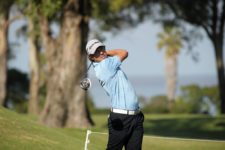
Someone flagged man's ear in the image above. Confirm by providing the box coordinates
[88,55,94,61]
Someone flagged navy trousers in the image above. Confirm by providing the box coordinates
[106,111,144,150]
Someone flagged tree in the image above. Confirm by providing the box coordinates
[16,0,42,114]
[0,1,15,106]
[164,0,225,114]
[16,0,94,127]
[180,85,203,113]
[27,18,40,115]
[157,25,183,108]
[27,3,41,115]
[142,95,169,113]
[35,0,93,128]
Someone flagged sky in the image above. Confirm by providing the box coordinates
[8,19,221,79]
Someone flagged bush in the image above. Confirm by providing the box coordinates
[170,96,192,114]
[142,95,169,114]
[142,84,219,114]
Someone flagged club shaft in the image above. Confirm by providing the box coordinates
[83,62,93,78]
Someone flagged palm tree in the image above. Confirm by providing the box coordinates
[157,25,183,109]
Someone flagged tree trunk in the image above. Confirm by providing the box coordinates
[39,17,65,127]
[28,19,40,114]
[214,42,225,114]
[40,0,93,128]
[64,8,94,128]
[165,54,177,109]
[0,14,8,106]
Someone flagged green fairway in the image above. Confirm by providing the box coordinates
[0,107,225,150]
[88,132,225,150]
[91,113,225,140]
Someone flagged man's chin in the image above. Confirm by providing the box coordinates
[101,55,107,59]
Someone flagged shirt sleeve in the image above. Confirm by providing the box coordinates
[106,56,121,71]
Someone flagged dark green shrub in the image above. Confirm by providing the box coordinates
[142,95,169,114]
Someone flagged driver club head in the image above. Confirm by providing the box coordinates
[80,78,92,90]
[80,61,93,90]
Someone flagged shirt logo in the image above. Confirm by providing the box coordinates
[99,80,105,87]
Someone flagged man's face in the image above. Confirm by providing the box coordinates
[89,46,107,62]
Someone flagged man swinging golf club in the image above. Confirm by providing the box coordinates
[86,39,144,150]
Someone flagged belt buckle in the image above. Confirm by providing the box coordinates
[127,110,131,115]
[126,110,129,115]
[128,110,134,115]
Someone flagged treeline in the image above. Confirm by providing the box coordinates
[142,84,219,115]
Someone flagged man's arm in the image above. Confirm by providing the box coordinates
[106,49,128,62]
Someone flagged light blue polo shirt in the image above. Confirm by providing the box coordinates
[93,56,139,110]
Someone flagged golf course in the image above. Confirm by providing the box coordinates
[1,106,225,150]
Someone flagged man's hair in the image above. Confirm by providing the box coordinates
[88,46,106,62]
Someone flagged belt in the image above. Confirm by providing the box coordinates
[111,108,140,115]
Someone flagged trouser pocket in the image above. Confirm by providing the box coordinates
[108,113,124,131]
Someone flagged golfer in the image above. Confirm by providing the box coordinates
[86,39,144,150]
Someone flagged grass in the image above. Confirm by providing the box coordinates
[91,113,225,140]
[0,107,86,150]
[0,106,225,150]
[144,114,225,140]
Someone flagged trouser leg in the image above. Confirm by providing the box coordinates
[125,112,144,150]
[106,113,126,150]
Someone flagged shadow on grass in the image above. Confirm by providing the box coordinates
[143,116,225,140]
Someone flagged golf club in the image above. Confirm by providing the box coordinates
[80,62,93,90]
